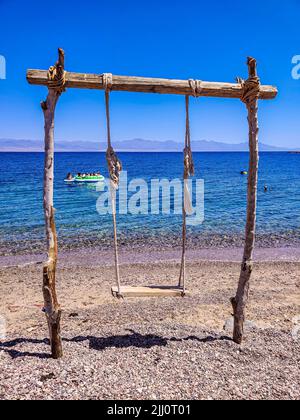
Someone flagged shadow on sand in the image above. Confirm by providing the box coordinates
[0,337,51,359]
[66,329,232,351]
[0,330,232,359]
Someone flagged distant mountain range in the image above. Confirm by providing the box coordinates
[0,138,297,152]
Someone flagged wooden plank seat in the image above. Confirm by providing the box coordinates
[111,285,188,298]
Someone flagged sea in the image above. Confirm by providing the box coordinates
[0,152,299,256]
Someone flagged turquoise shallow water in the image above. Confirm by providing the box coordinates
[0,152,299,255]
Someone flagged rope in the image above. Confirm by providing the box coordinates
[103,75,198,298]
[183,95,195,178]
[189,79,202,98]
[111,185,122,298]
[103,74,123,298]
[179,95,195,294]
[47,65,66,94]
[237,68,260,107]
[179,206,187,295]
[103,74,123,189]
[103,73,113,93]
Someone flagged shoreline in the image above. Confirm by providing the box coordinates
[1,245,299,268]
[1,229,299,262]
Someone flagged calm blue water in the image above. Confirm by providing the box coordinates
[0,152,299,254]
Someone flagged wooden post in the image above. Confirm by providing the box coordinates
[41,49,65,359]
[231,58,260,344]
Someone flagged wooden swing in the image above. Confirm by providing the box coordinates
[103,74,197,298]
[27,49,278,358]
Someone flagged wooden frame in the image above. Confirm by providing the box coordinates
[27,49,278,358]
[27,69,277,99]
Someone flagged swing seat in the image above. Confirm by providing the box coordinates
[111,285,188,298]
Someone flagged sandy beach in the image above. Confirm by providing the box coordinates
[0,248,299,400]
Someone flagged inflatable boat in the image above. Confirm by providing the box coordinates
[64,175,105,183]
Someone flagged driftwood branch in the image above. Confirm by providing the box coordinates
[27,70,277,100]
[231,57,260,344]
[41,48,65,359]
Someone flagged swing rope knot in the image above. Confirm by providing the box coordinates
[102,73,113,92]
[103,73,123,188]
[184,146,195,179]
[106,146,123,188]
[47,52,66,94]
[189,79,202,98]
[184,95,195,179]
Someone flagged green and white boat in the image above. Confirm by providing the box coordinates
[65,175,105,183]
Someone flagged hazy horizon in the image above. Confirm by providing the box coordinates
[0,137,297,152]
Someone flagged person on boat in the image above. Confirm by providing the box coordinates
[66,173,73,181]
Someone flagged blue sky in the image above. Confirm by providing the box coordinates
[0,0,299,148]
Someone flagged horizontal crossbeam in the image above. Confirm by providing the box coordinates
[27,70,277,100]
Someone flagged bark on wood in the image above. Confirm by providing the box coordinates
[41,49,64,359]
[231,58,260,345]
[27,70,277,100]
